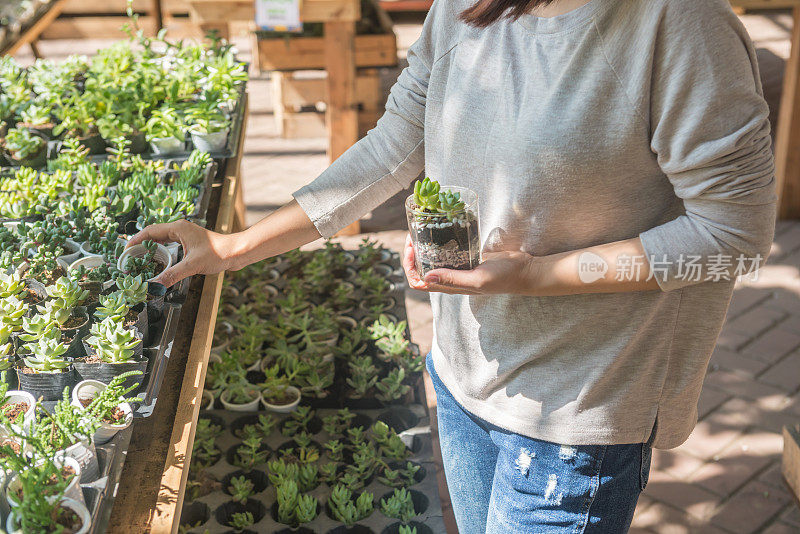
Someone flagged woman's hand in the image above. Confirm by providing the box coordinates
[402,234,662,296]
[126,220,236,287]
[402,235,538,295]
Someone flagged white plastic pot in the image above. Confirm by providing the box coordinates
[78,237,127,259]
[241,283,278,302]
[210,321,234,355]
[150,136,184,155]
[6,456,83,509]
[6,497,90,534]
[60,435,99,483]
[201,390,214,410]
[57,240,81,270]
[117,242,173,281]
[67,256,116,291]
[71,380,133,445]
[260,386,301,414]
[0,391,35,436]
[190,129,229,152]
[219,388,260,412]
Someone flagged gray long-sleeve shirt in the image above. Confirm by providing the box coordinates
[293,0,776,448]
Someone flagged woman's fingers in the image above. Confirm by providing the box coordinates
[402,235,428,290]
[153,256,197,287]
[126,221,186,248]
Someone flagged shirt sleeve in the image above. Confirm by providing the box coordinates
[639,0,777,291]
[292,3,443,237]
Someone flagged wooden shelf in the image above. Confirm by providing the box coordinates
[107,96,248,534]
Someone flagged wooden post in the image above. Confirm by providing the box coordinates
[324,20,361,235]
[776,7,800,218]
[153,0,165,31]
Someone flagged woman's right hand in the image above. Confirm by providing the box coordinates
[126,220,237,287]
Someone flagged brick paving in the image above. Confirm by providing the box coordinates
[16,7,800,533]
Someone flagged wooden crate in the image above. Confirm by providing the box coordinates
[60,0,190,15]
[258,0,396,70]
[274,69,384,137]
[40,15,200,39]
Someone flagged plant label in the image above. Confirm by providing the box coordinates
[255,0,302,32]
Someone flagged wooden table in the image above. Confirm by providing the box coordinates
[0,0,67,56]
[107,96,248,534]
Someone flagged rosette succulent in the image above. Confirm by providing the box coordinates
[85,317,140,363]
[23,337,70,372]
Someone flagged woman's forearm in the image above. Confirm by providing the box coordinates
[527,237,660,296]
[226,199,321,270]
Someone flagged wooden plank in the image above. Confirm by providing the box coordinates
[776,7,800,218]
[277,109,380,138]
[259,33,396,70]
[2,0,68,55]
[187,0,359,24]
[277,69,382,110]
[40,15,201,39]
[783,425,800,502]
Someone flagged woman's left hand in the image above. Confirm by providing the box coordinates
[402,235,538,295]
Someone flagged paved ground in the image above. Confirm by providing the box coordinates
[18,8,800,533]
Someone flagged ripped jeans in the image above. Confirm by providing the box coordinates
[427,355,652,533]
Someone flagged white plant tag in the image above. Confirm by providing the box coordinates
[255,0,302,32]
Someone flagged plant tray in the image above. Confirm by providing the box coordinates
[181,406,446,534]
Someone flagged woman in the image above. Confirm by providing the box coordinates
[131,0,776,531]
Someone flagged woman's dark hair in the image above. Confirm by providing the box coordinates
[460,0,555,27]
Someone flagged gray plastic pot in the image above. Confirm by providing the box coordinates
[16,366,75,401]
[72,359,147,392]
[190,129,228,152]
[150,136,185,155]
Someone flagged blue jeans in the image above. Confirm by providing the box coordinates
[428,355,652,534]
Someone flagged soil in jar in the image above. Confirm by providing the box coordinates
[410,210,480,271]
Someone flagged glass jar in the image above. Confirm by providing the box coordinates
[405,186,480,277]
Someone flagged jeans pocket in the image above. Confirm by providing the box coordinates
[639,443,652,491]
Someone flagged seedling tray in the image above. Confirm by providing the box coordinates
[182,406,445,534]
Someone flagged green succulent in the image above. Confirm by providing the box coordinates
[115,274,148,306]
[45,276,89,310]
[23,337,70,372]
[412,177,440,212]
[85,317,140,363]
[94,291,130,322]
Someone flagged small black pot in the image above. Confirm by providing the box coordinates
[61,307,90,360]
[16,365,76,401]
[125,131,147,154]
[72,359,148,391]
[4,143,46,169]
[78,133,106,155]
[146,282,168,324]
[0,367,19,390]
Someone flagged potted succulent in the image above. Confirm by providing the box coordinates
[6,497,90,534]
[17,336,74,401]
[71,370,142,444]
[328,484,374,526]
[16,103,56,139]
[5,455,83,509]
[30,388,102,482]
[0,377,36,435]
[117,240,172,281]
[260,374,301,414]
[220,379,261,412]
[144,106,186,155]
[2,128,47,168]
[77,316,146,388]
[186,103,230,152]
[405,177,480,276]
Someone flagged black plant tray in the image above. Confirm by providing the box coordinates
[181,406,446,534]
